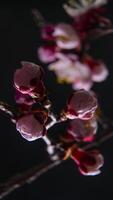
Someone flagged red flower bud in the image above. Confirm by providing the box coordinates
[16,111,47,141]
[66,90,98,120]
[14,61,44,97]
[68,117,97,142]
[71,148,104,176]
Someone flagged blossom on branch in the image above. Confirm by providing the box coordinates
[14,61,46,99]
[66,90,98,120]
[71,148,104,176]
[16,111,47,141]
[67,117,97,142]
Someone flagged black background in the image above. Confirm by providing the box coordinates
[0,0,113,199]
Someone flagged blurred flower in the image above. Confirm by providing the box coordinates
[38,45,58,63]
[53,23,81,49]
[63,0,107,17]
[66,90,98,120]
[73,8,112,40]
[83,55,109,82]
[49,53,92,90]
[48,53,108,90]
[37,0,110,91]
[71,148,104,176]
[67,117,97,142]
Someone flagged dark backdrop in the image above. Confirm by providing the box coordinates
[0,0,113,199]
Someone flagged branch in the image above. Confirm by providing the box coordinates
[31,9,46,28]
[0,129,113,199]
[0,159,62,200]
[83,131,113,150]
[0,101,15,120]
[90,28,113,40]
[46,111,67,130]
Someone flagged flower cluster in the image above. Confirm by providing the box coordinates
[14,61,48,141]
[13,0,110,176]
[37,0,111,90]
[61,89,104,176]
[12,64,104,176]
[0,3,113,199]
[1,1,112,183]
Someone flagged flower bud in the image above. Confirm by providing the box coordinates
[14,61,44,96]
[66,90,98,120]
[71,148,104,176]
[68,117,97,142]
[16,112,47,141]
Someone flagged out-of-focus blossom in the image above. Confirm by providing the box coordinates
[71,148,104,176]
[16,111,47,141]
[53,23,81,49]
[14,61,45,99]
[66,90,98,120]
[38,45,58,63]
[41,24,55,40]
[63,0,107,17]
[83,55,109,82]
[37,1,110,91]
[67,117,97,142]
[41,23,81,50]
[73,8,112,40]
[48,53,108,90]
[49,53,91,89]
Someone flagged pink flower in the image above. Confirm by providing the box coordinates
[38,45,58,63]
[53,23,80,49]
[72,78,93,91]
[72,8,112,40]
[48,52,108,89]
[83,55,109,82]
[14,61,45,99]
[67,117,97,142]
[49,53,91,89]
[16,111,47,141]
[63,0,107,18]
[71,148,104,176]
[66,90,98,120]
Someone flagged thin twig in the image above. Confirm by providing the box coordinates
[46,113,57,130]
[83,131,113,150]
[31,9,46,28]
[43,135,52,146]
[0,129,113,199]
[90,28,113,40]
[0,159,62,200]
[46,111,67,130]
[0,101,15,119]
